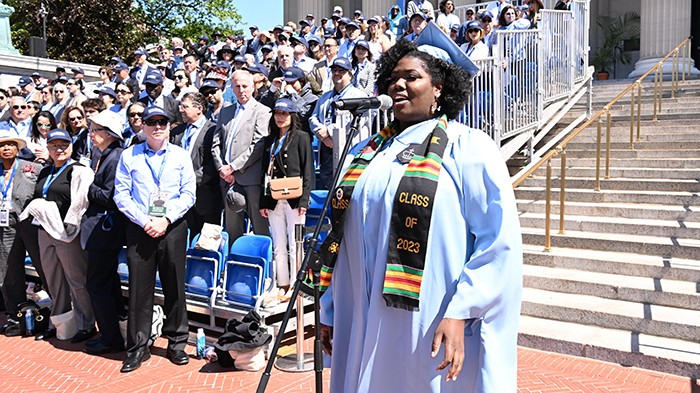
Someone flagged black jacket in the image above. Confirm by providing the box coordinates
[259,129,314,210]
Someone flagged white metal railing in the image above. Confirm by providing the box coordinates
[573,0,590,82]
[540,10,575,102]
[459,57,498,140]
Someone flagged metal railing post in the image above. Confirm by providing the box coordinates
[558,149,566,234]
[595,116,602,191]
[545,158,552,251]
[605,109,612,179]
[629,88,635,149]
[659,62,664,113]
[637,83,642,142]
[653,68,659,121]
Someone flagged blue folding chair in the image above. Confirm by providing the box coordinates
[117,247,129,284]
[305,190,331,250]
[184,231,229,299]
[222,235,273,310]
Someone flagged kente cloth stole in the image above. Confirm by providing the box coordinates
[304,116,449,313]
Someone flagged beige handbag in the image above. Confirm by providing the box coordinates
[269,177,303,200]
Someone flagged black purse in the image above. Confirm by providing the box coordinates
[16,300,50,336]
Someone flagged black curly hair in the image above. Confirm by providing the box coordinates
[375,38,471,121]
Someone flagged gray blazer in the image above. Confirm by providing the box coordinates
[211,98,271,186]
[8,159,43,226]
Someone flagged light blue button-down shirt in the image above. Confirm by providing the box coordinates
[113,140,196,228]
[0,119,31,140]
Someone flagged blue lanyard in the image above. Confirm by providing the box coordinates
[1,161,18,201]
[270,133,288,159]
[42,160,72,199]
[183,124,197,150]
[143,145,169,189]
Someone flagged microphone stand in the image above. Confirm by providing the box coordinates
[256,110,367,393]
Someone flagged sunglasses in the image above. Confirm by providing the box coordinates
[116,89,131,94]
[37,122,52,128]
[128,112,143,118]
[99,71,107,75]
[468,29,480,33]
[66,82,75,86]
[174,75,187,80]
[48,143,70,151]
[144,118,169,126]
[12,105,27,110]
[201,89,218,97]
[54,89,65,93]
[0,96,5,100]
[331,68,348,73]
[69,116,83,121]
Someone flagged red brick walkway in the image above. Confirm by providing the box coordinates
[0,318,697,392]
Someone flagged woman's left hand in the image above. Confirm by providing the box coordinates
[298,207,307,216]
[431,318,466,382]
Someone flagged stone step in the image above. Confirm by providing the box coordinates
[560,148,700,159]
[518,315,700,378]
[517,177,700,192]
[521,288,700,342]
[570,132,700,143]
[547,157,700,169]
[516,200,700,222]
[523,265,700,311]
[522,245,700,282]
[515,187,700,206]
[565,141,700,150]
[521,228,700,259]
[534,166,700,180]
[519,212,700,239]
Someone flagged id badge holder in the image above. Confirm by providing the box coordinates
[148,191,168,217]
[79,155,91,167]
[0,209,9,227]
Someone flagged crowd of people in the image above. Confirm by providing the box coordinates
[0,0,540,385]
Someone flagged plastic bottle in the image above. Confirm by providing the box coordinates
[196,328,206,359]
[25,309,34,336]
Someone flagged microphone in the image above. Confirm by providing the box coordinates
[332,95,393,112]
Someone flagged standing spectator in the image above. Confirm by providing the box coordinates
[112,81,135,122]
[464,7,476,21]
[138,72,181,125]
[259,98,313,299]
[290,36,315,73]
[199,80,228,123]
[381,16,397,43]
[211,70,271,244]
[40,84,54,111]
[113,63,139,96]
[49,83,69,120]
[130,49,157,91]
[95,66,114,91]
[554,0,571,11]
[0,131,44,337]
[460,21,489,60]
[525,0,545,28]
[18,76,41,103]
[487,0,511,20]
[95,86,118,111]
[309,57,368,189]
[0,88,10,120]
[338,21,363,59]
[351,40,377,96]
[260,67,318,135]
[407,0,436,20]
[170,92,222,236]
[170,69,197,101]
[71,67,86,81]
[65,78,87,108]
[404,11,431,41]
[367,17,392,60]
[387,5,404,36]
[311,37,340,93]
[20,128,96,343]
[269,45,295,81]
[81,110,127,354]
[183,54,202,88]
[114,106,196,372]
[308,36,324,61]
[28,111,56,165]
[0,97,32,140]
[436,0,460,33]
[123,102,146,147]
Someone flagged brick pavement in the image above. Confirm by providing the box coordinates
[0,315,697,393]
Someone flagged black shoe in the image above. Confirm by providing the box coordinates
[166,348,190,365]
[0,319,18,334]
[85,337,102,347]
[4,324,22,337]
[35,328,56,341]
[120,348,150,372]
[71,328,97,343]
[85,341,125,355]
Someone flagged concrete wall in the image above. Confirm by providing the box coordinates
[0,53,101,89]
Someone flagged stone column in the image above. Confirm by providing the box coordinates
[629,0,699,77]
[0,2,20,55]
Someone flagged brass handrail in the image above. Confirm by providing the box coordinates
[513,36,693,250]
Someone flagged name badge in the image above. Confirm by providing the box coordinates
[79,155,91,167]
[148,191,168,217]
[0,209,9,227]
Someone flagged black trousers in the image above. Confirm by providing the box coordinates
[86,248,125,347]
[125,219,188,354]
[184,207,221,242]
[2,218,46,317]
[319,144,334,190]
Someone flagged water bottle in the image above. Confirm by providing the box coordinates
[25,309,34,336]
[203,346,218,363]
[196,328,206,359]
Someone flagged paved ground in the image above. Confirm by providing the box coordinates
[0,316,697,393]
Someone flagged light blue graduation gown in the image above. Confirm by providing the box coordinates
[320,118,523,393]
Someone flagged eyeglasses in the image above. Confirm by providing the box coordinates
[128,112,143,118]
[37,122,51,128]
[323,44,337,48]
[144,118,169,126]
[69,116,83,121]
[468,29,480,34]
[116,89,131,95]
[174,75,187,80]
[12,105,27,110]
[201,89,218,97]
[179,104,197,110]
[66,82,75,86]
[505,12,516,16]
[0,96,5,100]
[99,71,107,75]
[47,143,70,151]
[54,89,65,93]
[331,68,347,74]
[89,127,109,133]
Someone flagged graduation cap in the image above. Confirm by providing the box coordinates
[414,21,480,77]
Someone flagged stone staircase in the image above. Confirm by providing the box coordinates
[514,78,700,378]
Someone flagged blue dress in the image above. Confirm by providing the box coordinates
[320,118,522,392]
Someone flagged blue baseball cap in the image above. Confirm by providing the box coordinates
[480,10,494,20]
[355,40,370,51]
[274,98,298,113]
[299,20,310,27]
[94,86,118,100]
[466,20,482,31]
[323,27,335,38]
[331,57,353,71]
[113,62,129,71]
[199,79,220,92]
[410,11,430,22]
[133,49,148,57]
[290,36,308,50]
[142,106,169,122]
[233,55,246,64]
[339,17,351,25]
[215,60,231,70]
[307,35,322,45]
[71,67,85,75]
[283,67,305,82]
[46,128,73,143]
[17,76,32,87]
[247,63,269,78]
[144,71,163,85]
[451,24,460,32]
[346,21,359,30]
[261,44,274,52]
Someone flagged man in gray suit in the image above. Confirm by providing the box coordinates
[0,131,44,334]
[170,92,222,237]
[211,70,271,244]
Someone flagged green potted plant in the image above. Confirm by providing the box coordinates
[593,12,640,79]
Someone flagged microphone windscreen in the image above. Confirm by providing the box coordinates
[377,95,393,111]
